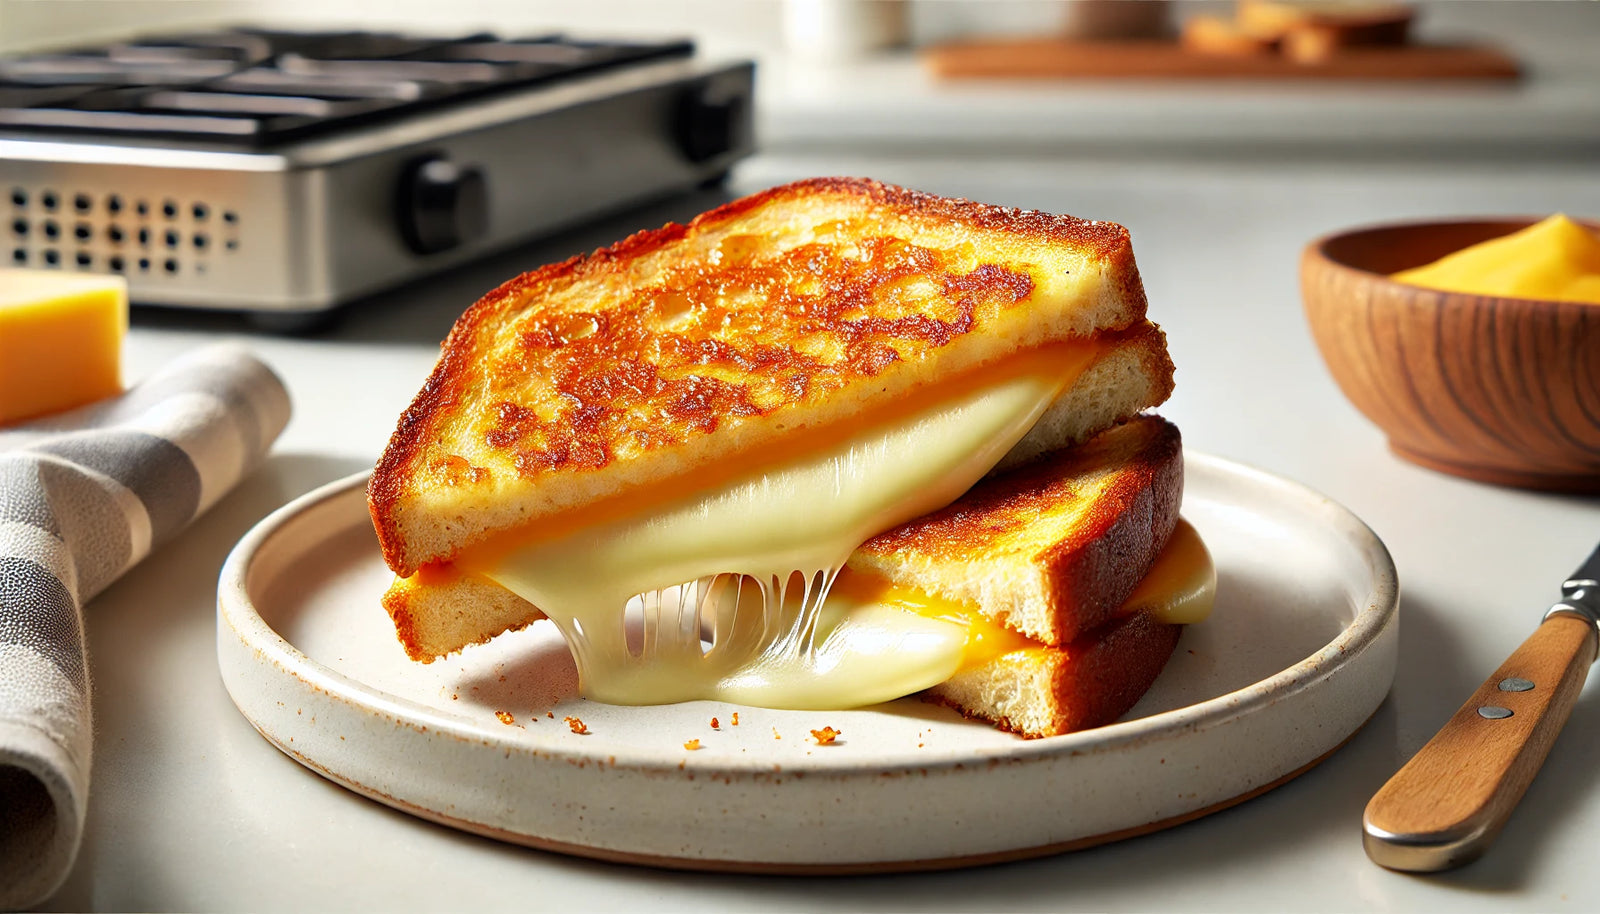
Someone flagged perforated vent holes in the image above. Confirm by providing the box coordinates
[8,185,239,277]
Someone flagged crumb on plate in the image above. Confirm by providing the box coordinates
[810,727,841,746]
[564,716,589,735]
[494,710,515,725]
[684,739,702,750]
[710,717,720,730]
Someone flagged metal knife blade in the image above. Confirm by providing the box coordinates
[1550,541,1600,627]
[1565,540,1600,596]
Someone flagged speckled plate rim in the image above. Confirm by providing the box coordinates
[217,452,1399,869]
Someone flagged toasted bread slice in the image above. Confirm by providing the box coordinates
[1181,14,1281,56]
[370,177,1159,578]
[927,610,1182,739]
[1235,0,1412,42]
[382,568,541,663]
[864,414,1189,738]
[380,331,1174,662]
[848,414,1183,648]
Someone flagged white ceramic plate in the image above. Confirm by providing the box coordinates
[217,453,1397,873]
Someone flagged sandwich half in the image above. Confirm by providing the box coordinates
[842,414,1210,737]
[369,177,1183,715]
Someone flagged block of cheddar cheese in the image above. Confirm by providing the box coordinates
[0,269,128,425]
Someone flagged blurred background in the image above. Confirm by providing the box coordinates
[4,0,1597,162]
[4,0,1594,461]
[3,0,1595,329]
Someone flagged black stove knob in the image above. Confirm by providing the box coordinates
[398,154,489,255]
[675,81,747,164]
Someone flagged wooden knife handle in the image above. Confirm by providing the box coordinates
[1363,613,1597,872]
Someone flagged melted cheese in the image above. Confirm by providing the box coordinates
[834,517,1216,668]
[828,568,1035,667]
[1118,518,1216,625]
[457,343,1102,709]
[1391,214,1600,305]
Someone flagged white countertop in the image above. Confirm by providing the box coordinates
[42,154,1600,911]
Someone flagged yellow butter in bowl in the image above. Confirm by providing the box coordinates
[1391,214,1600,305]
[0,269,127,425]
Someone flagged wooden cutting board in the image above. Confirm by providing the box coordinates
[925,39,1519,81]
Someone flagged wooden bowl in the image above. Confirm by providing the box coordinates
[1302,219,1600,493]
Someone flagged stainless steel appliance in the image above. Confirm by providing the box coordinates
[1,29,755,315]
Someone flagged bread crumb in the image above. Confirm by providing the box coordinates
[683,739,702,750]
[772,727,782,740]
[810,727,841,746]
[710,717,720,730]
[564,716,589,735]
[731,712,739,726]
[547,711,555,719]
[494,710,515,725]
[450,693,458,700]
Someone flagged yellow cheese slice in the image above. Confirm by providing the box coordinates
[0,269,127,425]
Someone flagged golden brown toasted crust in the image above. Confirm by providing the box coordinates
[851,415,1183,646]
[925,610,1182,738]
[370,177,1151,576]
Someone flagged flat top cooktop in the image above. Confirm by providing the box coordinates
[0,29,696,146]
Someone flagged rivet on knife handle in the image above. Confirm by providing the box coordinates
[1362,611,1597,872]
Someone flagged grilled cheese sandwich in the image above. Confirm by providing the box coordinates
[370,177,1201,728]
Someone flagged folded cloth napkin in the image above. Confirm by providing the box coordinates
[0,343,290,909]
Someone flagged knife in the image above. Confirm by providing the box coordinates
[1363,543,1600,872]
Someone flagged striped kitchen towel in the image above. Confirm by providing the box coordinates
[0,343,290,909]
